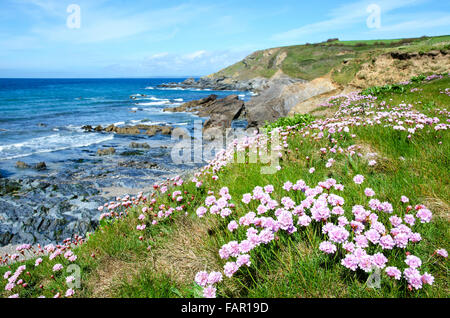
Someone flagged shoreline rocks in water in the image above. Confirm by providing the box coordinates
[82,124,174,136]
[130,142,150,149]
[16,161,47,170]
[97,147,116,156]
[0,177,104,246]
[158,76,270,92]
[164,94,245,129]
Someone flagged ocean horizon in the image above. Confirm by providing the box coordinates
[0,78,251,178]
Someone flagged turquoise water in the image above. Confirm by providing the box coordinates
[0,78,250,176]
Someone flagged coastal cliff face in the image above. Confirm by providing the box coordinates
[160,36,449,128]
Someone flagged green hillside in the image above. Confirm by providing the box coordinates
[1,73,449,298]
[208,35,450,83]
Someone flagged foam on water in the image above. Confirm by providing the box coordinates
[137,101,171,106]
[0,133,114,160]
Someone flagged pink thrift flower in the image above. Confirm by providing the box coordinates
[66,276,75,284]
[404,268,423,290]
[258,228,275,244]
[52,264,63,272]
[385,266,401,280]
[283,181,293,192]
[389,216,402,227]
[207,272,223,285]
[203,285,216,298]
[353,174,365,185]
[355,235,369,248]
[297,215,312,227]
[319,241,337,254]
[379,235,395,250]
[236,254,251,267]
[372,252,388,269]
[436,249,448,258]
[227,221,238,232]
[223,262,239,278]
[195,271,209,287]
[404,214,415,226]
[196,206,207,218]
[394,233,409,248]
[421,273,434,285]
[358,255,373,272]
[65,288,75,297]
[242,193,252,204]
[264,185,274,194]
[341,254,359,271]
[416,208,432,223]
[405,255,422,269]
[365,229,381,244]
[239,240,254,254]
[343,242,355,253]
[364,188,375,197]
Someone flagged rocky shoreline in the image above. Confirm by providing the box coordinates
[158,76,270,92]
[0,73,328,249]
[0,140,194,247]
[158,73,340,128]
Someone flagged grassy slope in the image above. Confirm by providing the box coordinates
[1,75,449,298]
[209,35,450,83]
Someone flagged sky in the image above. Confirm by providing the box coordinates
[0,0,449,78]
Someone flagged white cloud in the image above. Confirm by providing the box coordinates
[103,49,251,77]
[376,14,450,33]
[184,50,207,60]
[271,0,429,43]
[8,2,210,45]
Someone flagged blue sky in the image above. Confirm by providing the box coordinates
[0,0,449,78]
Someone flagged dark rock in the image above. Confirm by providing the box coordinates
[118,160,158,169]
[104,124,116,132]
[97,147,116,156]
[82,125,93,132]
[165,94,244,129]
[16,161,31,169]
[120,150,145,156]
[34,162,47,170]
[158,77,269,92]
[94,125,103,132]
[0,179,21,196]
[144,125,173,136]
[115,126,140,135]
[130,142,150,149]
[160,126,173,135]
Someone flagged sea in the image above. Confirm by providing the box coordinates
[0,78,251,179]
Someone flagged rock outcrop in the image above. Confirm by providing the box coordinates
[165,94,245,129]
[245,76,336,127]
[16,161,31,169]
[158,77,270,92]
[350,50,449,88]
[82,124,173,136]
[130,142,150,149]
[97,147,116,156]
[15,161,48,171]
